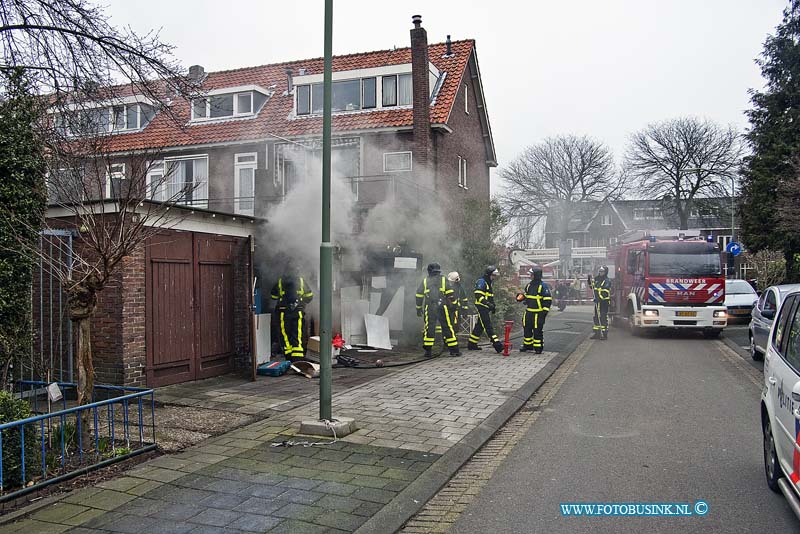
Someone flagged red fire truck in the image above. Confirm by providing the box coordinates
[608,230,727,337]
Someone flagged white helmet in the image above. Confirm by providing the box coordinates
[447,271,460,283]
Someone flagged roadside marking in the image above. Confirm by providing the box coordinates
[400,338,595,533]
[714,340,762,390]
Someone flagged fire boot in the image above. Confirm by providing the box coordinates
[591,332,600,340]
[467,342,481,351]
[450,348,462,357]
[601,331,608,341]
[534,348,543,354]
[493,341,504,353]
[519,345,532,353]
[423,347,432,358]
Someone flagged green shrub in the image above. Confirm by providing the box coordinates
[0,390,39,489]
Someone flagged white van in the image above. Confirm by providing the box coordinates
[762,288,800,519]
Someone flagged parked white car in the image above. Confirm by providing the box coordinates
[725,279,758,321]
[761,288,800,518]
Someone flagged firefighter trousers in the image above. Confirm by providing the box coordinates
[523,310,546,350]
[423,304,458,349]
[593,301,609,334]
[279,309,306,359]
[469,306,499,345]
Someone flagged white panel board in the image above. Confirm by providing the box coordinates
[340,285,361,302]
[341,299,369,345]
[369,292,381,314]
[381,286,405,331]
[394,257,418,269]
[371,276,387,289]
[255,313,271,365]
[365,314,392,350]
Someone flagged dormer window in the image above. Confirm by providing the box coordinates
[54,100,154,136]
[191,91,257,121]
[382,74,412,107]
[296,78,377,116]
[111,103,153,131]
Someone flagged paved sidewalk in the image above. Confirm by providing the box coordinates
[0,349,563,533]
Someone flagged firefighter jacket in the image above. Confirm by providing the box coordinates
[524,280,553,312]
[270,277,314,310]
[416,275,455,311]
[591,277,612,303]
[453,282,470,312]
[473,276,496,311]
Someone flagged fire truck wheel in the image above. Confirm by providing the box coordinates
[626,304,641,336]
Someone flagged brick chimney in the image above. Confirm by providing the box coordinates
[410,15,432,172]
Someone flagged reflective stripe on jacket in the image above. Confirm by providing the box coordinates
[524,281,553,312]
[474,276,494,309]
[592,277,612,302]
[271,277,314,308]
[416,275,454,310]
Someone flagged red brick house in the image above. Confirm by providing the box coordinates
[41,15,496,387]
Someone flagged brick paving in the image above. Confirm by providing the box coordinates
[0,351,555,533]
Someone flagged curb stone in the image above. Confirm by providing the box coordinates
[354,329,593,534]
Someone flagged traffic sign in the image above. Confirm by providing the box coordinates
[725,241,743,257]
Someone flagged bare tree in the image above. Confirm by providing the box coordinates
[624,117,743,230]
[497,135,625,243]
[0,0,196,114]
[0,0,201,408]
[2,135,196,410]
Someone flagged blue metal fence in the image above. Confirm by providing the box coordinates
[0,381,156,502]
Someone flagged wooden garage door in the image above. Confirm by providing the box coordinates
[146,232,236,387]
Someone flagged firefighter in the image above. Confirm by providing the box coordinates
[468,265,504,353]
[270,274,314,361]
[590,265,612,340]
[416,263,461,357]
[519,265,553,353]
[446,271,471,330]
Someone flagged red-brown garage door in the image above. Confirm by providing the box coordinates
[146,231,237,387]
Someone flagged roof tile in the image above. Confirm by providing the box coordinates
[103,40,474,152]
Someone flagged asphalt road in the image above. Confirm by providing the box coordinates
[451,325,798,533]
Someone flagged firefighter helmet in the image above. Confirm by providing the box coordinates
[528,264,543,278]
[427,262,442,276]
[447,271,461,283]
[597,265,608,276]
[485,265,500,277]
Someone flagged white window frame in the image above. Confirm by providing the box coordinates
[464,83,469,114]
[234,92,253,116]
[104,163,126,198]
[717,235,732,250]
[145,161,165,201]
[601,213,612,226]
[458,156,468,189]
[112,104,142,131]
[383,151,412,173]
[163,154,209,208]
[234,152,258,216]
[191,92,254,121]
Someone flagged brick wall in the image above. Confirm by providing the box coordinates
[120,244,146,387]
[434,54,490,207]
[232,236,253,377]
[90,258,124,386]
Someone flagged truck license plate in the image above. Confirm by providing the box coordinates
[676,311,697,317]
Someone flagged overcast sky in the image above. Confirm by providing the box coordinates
[106,0,785,193]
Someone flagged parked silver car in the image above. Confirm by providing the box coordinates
[749,283,800,361]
